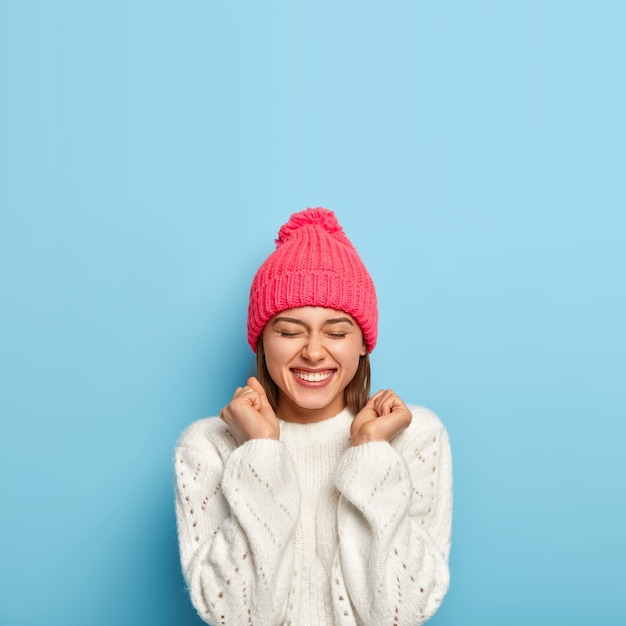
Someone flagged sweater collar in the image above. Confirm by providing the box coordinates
[277,407,354,444]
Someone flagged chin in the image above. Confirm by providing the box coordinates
[290,391,344,413]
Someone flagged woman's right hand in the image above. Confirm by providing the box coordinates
[219,376,280,442]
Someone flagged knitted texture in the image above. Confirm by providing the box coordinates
[247,207,378,352]
[174,406,453,626]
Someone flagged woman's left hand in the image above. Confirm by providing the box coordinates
[350,389,412,446]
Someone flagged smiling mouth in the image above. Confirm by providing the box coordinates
[293,370,334,382]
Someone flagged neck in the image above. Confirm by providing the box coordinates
[275,396,346,424]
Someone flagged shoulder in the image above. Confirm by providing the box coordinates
[392,407,453,504]
[175,416,238,456]
[392,405,451,451]
[407,405,447,432]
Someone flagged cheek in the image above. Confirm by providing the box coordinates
[263,339,295,376]
[336,340,366,371]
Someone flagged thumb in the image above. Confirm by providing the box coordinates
[351,390,383,431]
[362,389,386,415]
[247,376,276,418]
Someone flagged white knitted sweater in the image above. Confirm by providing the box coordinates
[174,406,452,626]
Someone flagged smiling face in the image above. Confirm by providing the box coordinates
[261,306,367,423]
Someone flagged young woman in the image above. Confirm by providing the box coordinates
[174,208,453,626]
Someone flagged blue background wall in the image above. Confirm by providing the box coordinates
[1,1,624,625]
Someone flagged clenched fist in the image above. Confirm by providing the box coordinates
[350,389,412,446]
[219,376,280,443]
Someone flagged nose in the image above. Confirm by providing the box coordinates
[301,332,326,362]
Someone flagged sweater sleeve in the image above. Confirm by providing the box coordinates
[174,420,301,626]
[331,407,452,626]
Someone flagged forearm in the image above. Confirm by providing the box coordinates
[333,426,452,625]
[176,438,301,625]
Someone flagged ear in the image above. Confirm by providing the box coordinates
[360,342,367,356]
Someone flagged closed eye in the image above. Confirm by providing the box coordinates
[279,331,301,337]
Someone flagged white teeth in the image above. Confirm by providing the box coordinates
[295,371,333,382]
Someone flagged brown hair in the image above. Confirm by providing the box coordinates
[255,337,371,416]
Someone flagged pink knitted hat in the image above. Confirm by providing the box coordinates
[247,207,378,352]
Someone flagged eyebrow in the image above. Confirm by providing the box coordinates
[273,316,354,327]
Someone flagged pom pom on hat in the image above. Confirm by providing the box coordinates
[275,207,346,244]
[247,207,378,352]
